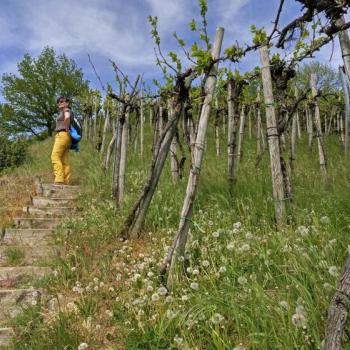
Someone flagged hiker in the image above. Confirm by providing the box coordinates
[51,96,72,185]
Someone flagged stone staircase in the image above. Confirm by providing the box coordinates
[0,183,79,348]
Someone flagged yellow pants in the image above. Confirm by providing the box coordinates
[51,131,72,184]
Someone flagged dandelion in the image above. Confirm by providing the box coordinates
[328,266,338,277]
[296,225,309,237]
[237,276,247,285]
[233,222,242,230]
[158,286,168,296]
[192,269,199,276]
[279,301,289,310]
[190,282,199,290]
[212,231,220,238]
[245,232,253,240]
[146,285,154,293]
[291,313,307,328]
[219,266,227,274]
[238,243,250,252]
[323,283,333,291]
[147,271,154,278]
[165,295,173,303]
[210,313,225,324]
[78,343,88,350]
[202,260,210,267]
[151,293,160,302]
[181,295,189,301]
[227,242,235,251]
[320,216,330,225]
[173,335,184,346]
[186,267,193,274]
[166,309,177,320]
[233,346,246,350]
[292,305,307,328]
[105,310,113,318]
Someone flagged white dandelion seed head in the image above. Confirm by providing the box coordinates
[151,293,160,302]
[202,260,210,267]
[158,286,168,296]
[210,313,225,324]
[237,276,248,285]
[227,242,235,251]
[279,300,289,310]
[328,266,338,277]
[233,222,242,230]
[291,312,307,328]
[239,243,250,252]
[320,216,330,225]
[296,225,309,237]
[219,266,227,274]
[78,343,88,350]
[212,231,220,238]
[190,282,199,290]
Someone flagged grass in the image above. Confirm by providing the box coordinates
[2,127,350,349]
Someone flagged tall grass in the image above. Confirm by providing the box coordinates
[4,128,350,349]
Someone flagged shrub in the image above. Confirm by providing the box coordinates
[0,136,27,171]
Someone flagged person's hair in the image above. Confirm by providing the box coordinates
[56,96,71,104]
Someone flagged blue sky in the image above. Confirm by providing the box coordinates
[0,0,347,100]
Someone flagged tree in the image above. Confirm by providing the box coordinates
[0,47,89,137]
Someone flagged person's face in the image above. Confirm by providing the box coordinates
[57,99,68,109]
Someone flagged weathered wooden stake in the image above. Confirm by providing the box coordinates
[259,45,286,228]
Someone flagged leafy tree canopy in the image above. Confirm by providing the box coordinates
[0,47,89,138]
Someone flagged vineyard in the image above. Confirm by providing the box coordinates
[2,0,350,349]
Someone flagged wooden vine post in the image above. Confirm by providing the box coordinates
[259,45,286,228]
[340,66,350,154]
[325,255,350,350]
[310,73,327,177]
[165,27,224,289]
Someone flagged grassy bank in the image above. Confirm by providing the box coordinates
[3,129,350,349]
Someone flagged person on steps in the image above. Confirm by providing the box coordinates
[51,96,72,185]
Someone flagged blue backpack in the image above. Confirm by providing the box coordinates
[70,112,82,152]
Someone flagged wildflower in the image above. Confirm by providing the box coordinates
[279,301,289,310]
[227,242,235,251]
[245,232,253,240]
[71,267,77,272]
[238,243,250,252]
[219,266,227,274]
[158,286,168,296]
[53,269,58,277]
[212,231,220,238]
[320,216,330,225]
[190,282,199,290]
[328,266,338,277]
[151,293,160,302]
[166,309,177,320]
[78,343,88,350]
[233,222,242,230]
[233,346,246,350]
[210,313,225,324]
[292,305,307,328]
[296,225,309,237]
[147,271,154,278]
[237,276,247,285]
[105,310,113,318]
[146,285,154,293]
[192,269,199,276]
[174,335,184,346]
[202,260,210,267]
[165,295,173,303]
[208,220,214,226]
[181,295,189,301]
[132,298,142,305]
[291,313,307,328]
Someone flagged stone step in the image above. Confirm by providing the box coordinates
[0,266,50,288]
[0,289,42,322]
[0,244,56,266]
[38,184,79,198]
[13,217,61,229]
[3,228,52,244]
[23,206,77,217]
[0,327,14,347]
[32,196,76,207]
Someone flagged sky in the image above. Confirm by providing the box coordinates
[0,0,348,101]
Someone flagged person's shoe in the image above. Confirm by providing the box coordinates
[53,182,65,187]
